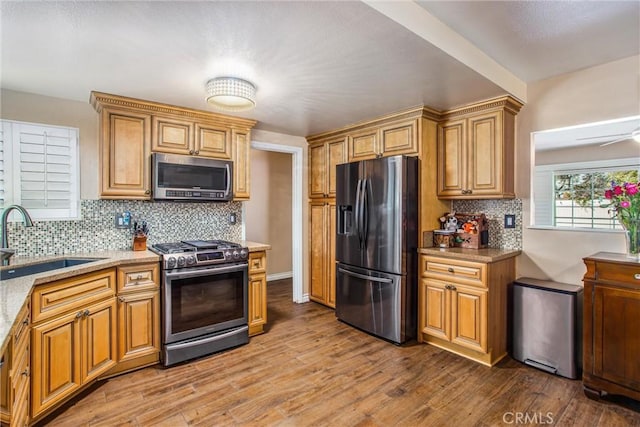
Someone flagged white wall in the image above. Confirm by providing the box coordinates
[516,55,640,284]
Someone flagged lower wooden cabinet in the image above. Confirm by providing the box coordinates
[105,263,161,376]
[31,297,117,418]
[418,254,514,366]
[582,252,640,401]
[1,302,30,427]
[248,251,268,336]
[309,200,336,308]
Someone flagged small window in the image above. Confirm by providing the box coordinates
[0,120,80,220]
[534,159,639,229]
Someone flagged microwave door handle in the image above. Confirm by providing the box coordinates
[225,163,231,197]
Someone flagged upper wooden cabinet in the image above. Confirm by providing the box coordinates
[90,91,256,200]
[309,136,346,198]
[98,107,152,199]
[347,118,419,162]
[437,96,523,199]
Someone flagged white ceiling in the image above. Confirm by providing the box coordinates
[1,1,639,137]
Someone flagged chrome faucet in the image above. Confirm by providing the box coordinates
[1,205,34,266]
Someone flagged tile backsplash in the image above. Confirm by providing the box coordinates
[452,199,522,250]
[3,199,243,257]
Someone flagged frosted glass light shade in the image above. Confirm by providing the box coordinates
[206,77,256,112]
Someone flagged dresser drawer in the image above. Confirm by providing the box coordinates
[595,261,640,288]
[422,256,486,287]
[249,251,266,274]
[117,263,159,293]
[32,269,116,323]
[10,339,28,392]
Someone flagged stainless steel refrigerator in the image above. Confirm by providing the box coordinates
[335,155,418,344]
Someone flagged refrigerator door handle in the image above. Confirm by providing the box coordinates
[338,267,394,283]
[354,178,362,248]
[362,178,369,249]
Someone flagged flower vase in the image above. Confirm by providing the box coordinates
[621,219,640,260]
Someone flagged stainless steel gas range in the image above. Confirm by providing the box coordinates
[150,239,249,366]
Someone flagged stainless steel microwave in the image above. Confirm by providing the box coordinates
[152,153,233,201]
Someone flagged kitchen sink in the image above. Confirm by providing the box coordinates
[0,258,103,281]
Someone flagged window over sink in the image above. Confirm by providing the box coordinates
[0,119,80,220]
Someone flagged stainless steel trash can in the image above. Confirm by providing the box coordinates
[511,277,583,379]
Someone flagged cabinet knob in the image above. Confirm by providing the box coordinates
[195,150,200,155]
[76,311,83,319]
[136,274,144,280]
[145,190,151,195]
[119,296,125,302]
[447,267,454,273]
[21,368,29,377]
[189,150,194,155]
[83,309,90,317]
[635,274,640,280]
[22,318,29,326]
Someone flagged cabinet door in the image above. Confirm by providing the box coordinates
[437,119,466,198]
[151,115,194,155]
[82,299,117,384]
[348,128,379,162]
[195,123,231,159]
[379,119,418,157]
[327,139,346,198]
[100,108,151,199]
[420,279,450,341]
[326,202,337,308]
[31,311,81,417]
[593,284,640,390]
[309,201,327,303]
[232,129,250,200]
[450,284,487,353]
[309,143,327,198]
[467,111,504,197]
[117,291,160,362]
[248,273,267,334]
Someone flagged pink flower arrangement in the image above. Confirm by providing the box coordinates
[604,181,640,257]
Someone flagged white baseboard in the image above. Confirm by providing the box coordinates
[299,293,310,303]
[267,271,293,282]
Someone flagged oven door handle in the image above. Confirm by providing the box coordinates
[164,263,247,280]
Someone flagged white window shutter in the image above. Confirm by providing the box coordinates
[533,167,554,226]
[1,120,79,220]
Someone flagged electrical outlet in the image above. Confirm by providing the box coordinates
[115,211,132,229]
[504,214,516,229]
[229,212,237,225]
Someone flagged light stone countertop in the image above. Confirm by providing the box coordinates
[240,241,271,252]
[418,247,521,263]
[1,250,160,355]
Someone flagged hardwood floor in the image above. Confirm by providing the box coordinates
[47,279,640,427]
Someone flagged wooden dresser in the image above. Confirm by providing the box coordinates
[582,252,640,401]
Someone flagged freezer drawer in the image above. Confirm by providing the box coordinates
[511,278,583,379]
[335,263,415,344]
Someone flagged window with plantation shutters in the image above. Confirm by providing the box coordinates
[0,120,79,220]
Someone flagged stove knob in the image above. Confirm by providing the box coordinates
[186,255,196,266]
[240,249,248,259]
[177,256,186,267]
[167,257,177,268]
[225,250,233,260]
[232,250,240,259]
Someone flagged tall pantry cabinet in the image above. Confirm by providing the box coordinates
[306,107,449,308]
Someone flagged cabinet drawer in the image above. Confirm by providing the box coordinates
[249,251,266,274]
[32,269,116,323]
[595,261,640,288]
[422,256,486,287]
[117,263,159,293]
[11,383,29,427]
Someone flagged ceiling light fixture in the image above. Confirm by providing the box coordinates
[206,77,256,112]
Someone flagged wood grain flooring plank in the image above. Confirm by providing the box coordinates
[44,279,640,427]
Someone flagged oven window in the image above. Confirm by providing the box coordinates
[170,270,244,334]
